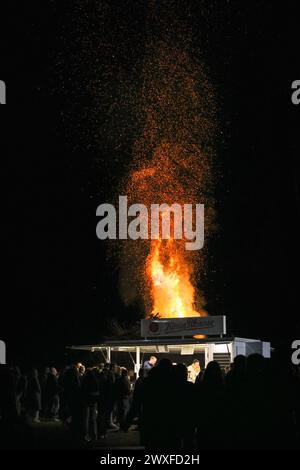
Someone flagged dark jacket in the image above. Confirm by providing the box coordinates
[115,375,131,399]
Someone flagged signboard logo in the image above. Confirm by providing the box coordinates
[149,322,159,333]
[0,80,6,104]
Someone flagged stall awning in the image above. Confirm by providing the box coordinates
[67,336,254,354]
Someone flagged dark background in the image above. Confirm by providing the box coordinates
[1,0,299,366]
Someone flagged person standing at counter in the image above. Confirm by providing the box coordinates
[187,359,201,383]
[143,356,157,376]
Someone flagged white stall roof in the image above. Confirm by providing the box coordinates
[67,337,262,354]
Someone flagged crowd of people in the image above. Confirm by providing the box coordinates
[0,361,134,444]
[0,354,300,449]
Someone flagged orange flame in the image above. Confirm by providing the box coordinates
[146,238,207,320]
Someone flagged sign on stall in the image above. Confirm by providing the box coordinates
[141,316,226,337]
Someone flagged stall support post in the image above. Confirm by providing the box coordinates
[206,344,214,366]
[228,342,234,362]
[107,346,111,363]
[135,346,141,375]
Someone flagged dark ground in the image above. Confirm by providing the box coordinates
[1,419,141,450]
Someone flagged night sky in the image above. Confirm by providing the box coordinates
[1,1,299,366]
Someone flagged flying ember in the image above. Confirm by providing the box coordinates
[118,12,217,322]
